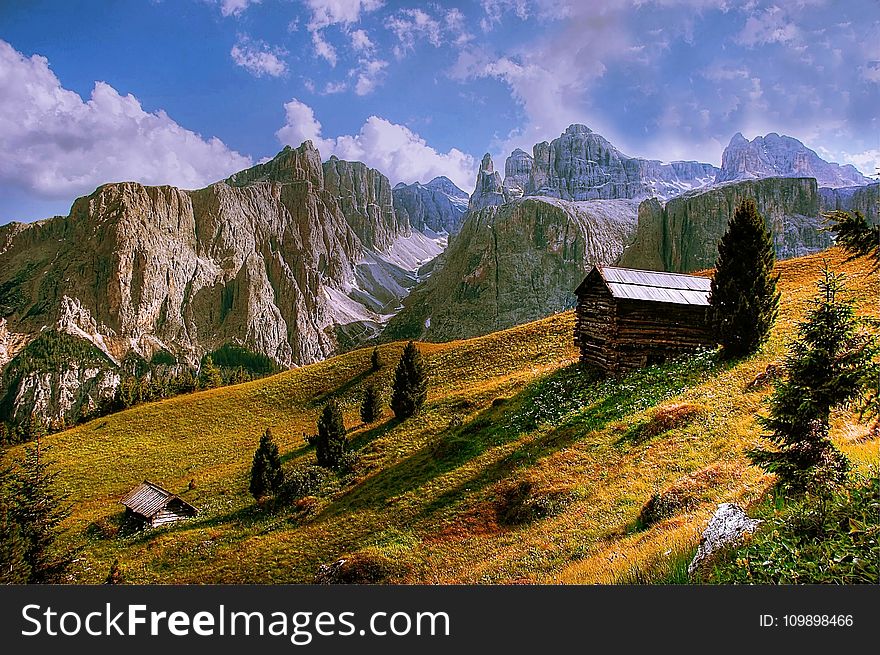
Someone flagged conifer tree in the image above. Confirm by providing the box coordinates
[0,489,30,584]
[309,401,347,469]
[249,428,284,500]
[199,356,223,389]
[9,441,74,583]
[371,347,382,371]
[360,383,383,424]
[390,341,428,419]
[826,209,879,267]
[710,198,780,359]
[750,269,877,493]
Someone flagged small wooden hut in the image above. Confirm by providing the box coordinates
[120,480,197,527]
[574,265,715,375]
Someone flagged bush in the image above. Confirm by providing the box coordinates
[621,402,705,443]
[276,465,330,505]
[496,480,570,526]
[711,476,879,584]
[637,465,726,529]
[314,551,408,584]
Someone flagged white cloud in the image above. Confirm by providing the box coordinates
[305,0,384,64]
[354,59,388,95]
[841,148,880,176]
[217,0,261,17]
[0,40,251,200]
[275,98,476,191]
[230,37,288,77]
[323,80,348,94]
[737,5,800,46]
[386,7,473,58]
[350,29,374,53]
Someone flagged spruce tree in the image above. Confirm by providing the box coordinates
[9,442,74,583]
[826,209,879,267]
[390,341,428,419]
[710,198,780,359]
[199,356,223,389]
[0,491,30,584]
[249,428,284,500]
[750,269,877,493]
[360,383,383,424]
[371,347,382,371]
[309,401,347,469]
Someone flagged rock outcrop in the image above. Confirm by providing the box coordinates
[392,176,469,235]
[688,503,762,575]
[469,153,513,211]
[0,142,443,427]
[383,196,639,342]
[524,124,718,201]
[503,148,533,197]
[619,177,830,272]
[819,182,879,225]
[717,132,872,188]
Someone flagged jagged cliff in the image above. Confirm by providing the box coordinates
[470,153,514,211]
[0,142,441,427]
[382,196,639,342]
[819,182,879,224]
[618,177,830,272]
[392,176,469,235]
[520,124,718,201]
[717,133,872,188]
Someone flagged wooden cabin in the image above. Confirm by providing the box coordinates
[120,480,197,527]
[574,265,715,375]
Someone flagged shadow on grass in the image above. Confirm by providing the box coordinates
[311,369,372,406]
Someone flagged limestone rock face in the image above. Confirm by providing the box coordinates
[383,196,639,342]
[503,148,533,197]
[526,124,718,201]
[469,153,513,211]
[0,141,441,427]
[619,177,830,272]
[323,155,408,250]
[392,176,469,235]
[819,182,879,224]
[717,132,872,188]
[688,503,761,575]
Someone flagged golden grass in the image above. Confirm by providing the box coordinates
[5,247,877,584]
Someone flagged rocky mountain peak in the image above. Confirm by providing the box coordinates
[469,153,510,211]
[225,140,324,188]
[717,132,871,188]
[564,124,593,136]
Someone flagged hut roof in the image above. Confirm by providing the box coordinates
[577,266,711,306]
[120,480,196,518]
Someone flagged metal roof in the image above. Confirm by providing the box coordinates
[594,265,711,306]
[120,480,195,518]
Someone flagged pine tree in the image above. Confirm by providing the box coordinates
[390,341,428,419]
[826,209,879,267]
[750,269,877,493]
[309,401,347,469]
[371,347,382,371]
[360,384,383,424]
[0,488,30,584]
[9,441,74,583]
[249,428,284,500]
[199,356,223,389]
[710,198,780,359]
[104,559,123,585]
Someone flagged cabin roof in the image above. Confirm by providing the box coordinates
[120,480,196,518]
[577,265,712,306]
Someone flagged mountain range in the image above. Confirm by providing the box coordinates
[0,126,875,428]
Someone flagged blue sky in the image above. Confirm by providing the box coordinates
[1,0,878,223]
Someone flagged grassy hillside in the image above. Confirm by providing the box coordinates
[7,248,877,584]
